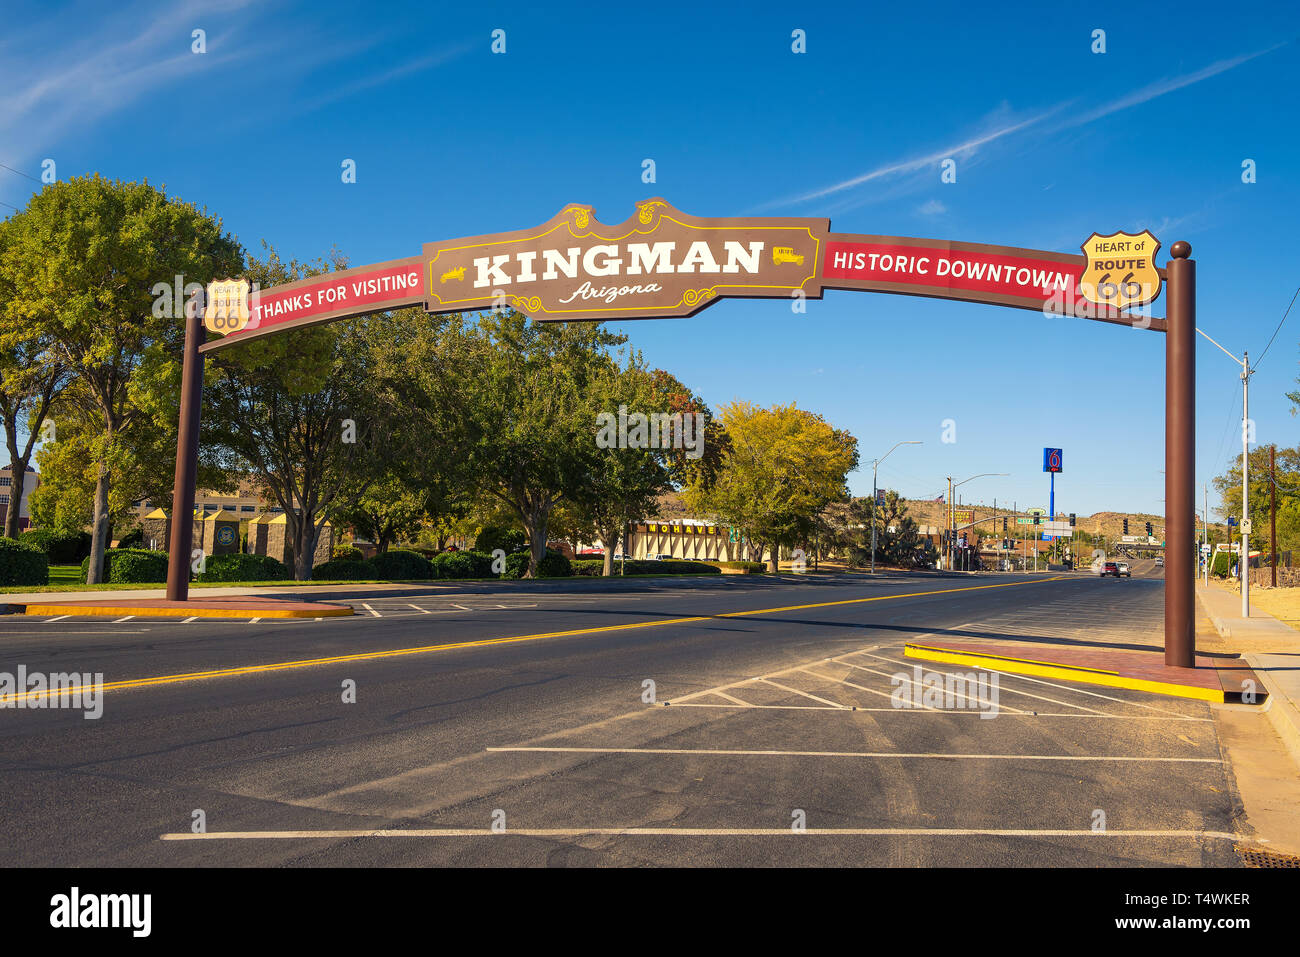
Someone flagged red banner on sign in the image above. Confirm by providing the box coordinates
[822,240,1084,305]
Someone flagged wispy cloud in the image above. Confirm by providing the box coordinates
[918,199,947,216]
[295,42,476,115]
[768,43,1287,212]
[761,106,1057,209]
[1059,43,1286,131]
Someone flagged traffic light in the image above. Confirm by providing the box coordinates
[1123,518,1129,535]
[1069,513,1076,527]
[1145,521,1153,536]
[1033,514,1040,525]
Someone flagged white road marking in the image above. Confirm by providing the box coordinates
[113,616,135,623]
[486,746,1221,763]
[161,826,1248,841]
[759,678,848,709]
[657,702,1208,719]
[450,604,471,611]
[864,647,1196,718]
[843,651,1109,716]
[43,615,70,623]
[181,617,198,623]
[361,603,381,618]
[408,604,431,614]
[709,691,752,706]
[796,666,959,712]
[249,618,261,623]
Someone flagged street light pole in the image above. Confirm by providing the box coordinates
[948,472,1009,573]
[871,440,921,574]
[1196,327,1254,619]
[1241,352,1251,617]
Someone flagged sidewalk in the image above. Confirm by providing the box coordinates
[1197,582,1300,762]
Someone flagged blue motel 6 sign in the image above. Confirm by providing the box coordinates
[1043,448,1063,473]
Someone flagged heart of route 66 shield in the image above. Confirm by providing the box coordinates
[1079,230,1162,310]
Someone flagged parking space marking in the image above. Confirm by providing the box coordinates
[43,615,70,623]
[162,826,1248,842]
[841,652,1109,716]
[361,603,381,618]
[486,745,1221,763]
[861,647,1197,719]
[758,678,848,709]
[161,826,1248,841]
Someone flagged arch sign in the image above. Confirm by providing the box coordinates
[170,199,1197,669]
[197,199,1165,350]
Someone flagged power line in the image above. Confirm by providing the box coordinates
[0,162,40,184]
[1253,285,1300,369]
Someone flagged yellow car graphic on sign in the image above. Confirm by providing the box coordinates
[440,266,466,283]
[772,246,804,266]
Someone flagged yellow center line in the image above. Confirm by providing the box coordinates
[1,576,1064,702]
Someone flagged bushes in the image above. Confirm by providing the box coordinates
[504,548,572,578]
[431,550,494,579]
[197,553,291,582]
[1210,550,1233,578]
[363,548,434,580]
[115,527,145,550]
[713,560,766,573]
[571,559,604,576]
[313,550,493,581]
[80,548,168,584]
[0,537,49,586]
[332,544,364,561]
[475,526,527,556]
[311,559,372,581]
[19,528,92,564]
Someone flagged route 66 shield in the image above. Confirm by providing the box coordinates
[1080,230,1162,309]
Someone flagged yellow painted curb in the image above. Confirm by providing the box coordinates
[21,603,353,620]
[904,644,1225,703]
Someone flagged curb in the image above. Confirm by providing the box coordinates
[902,643,1225,703]
[1243,652,1300,763]
[18,602,353,620]
[1196,590,1300,767]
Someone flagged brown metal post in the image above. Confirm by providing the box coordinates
[1271,445,1277,587]
[166,296,206,601]
[1165,242,1195,667]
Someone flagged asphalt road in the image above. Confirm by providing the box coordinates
[0,570,1240,867]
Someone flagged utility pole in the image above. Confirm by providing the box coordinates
[1241,351,1251,616]
[871,441,921,574]
[1203,483,1209,587]
[1195,326,1253,621]
[1271,445,1277,588]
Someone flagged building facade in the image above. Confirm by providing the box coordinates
[0,465,39,531]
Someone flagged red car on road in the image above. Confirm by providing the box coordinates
[1102,561,1122,577]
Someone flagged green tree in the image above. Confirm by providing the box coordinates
[329,471,428,554]
[1212,445,1300,557]
[204,245,392,579]
[0,176,242,581]
[685,401,858,571]
[388,310,624,578]
[0,216,73,537]
[573,358,677,575]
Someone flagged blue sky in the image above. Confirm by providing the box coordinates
[3,0,1298,518]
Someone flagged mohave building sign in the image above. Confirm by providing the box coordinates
[199,199,1164,349]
